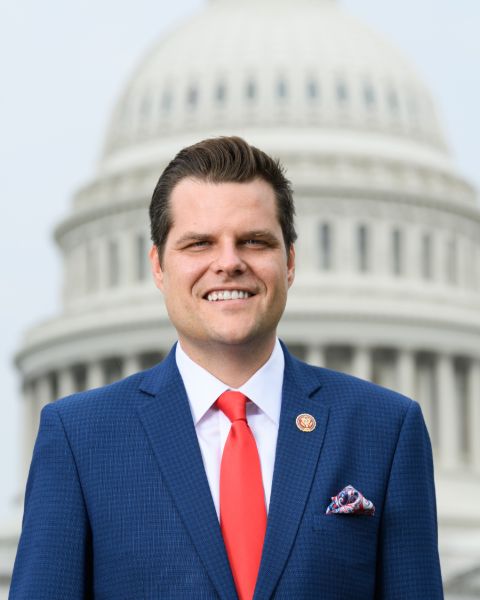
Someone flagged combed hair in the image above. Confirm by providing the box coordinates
[149,136,297,260]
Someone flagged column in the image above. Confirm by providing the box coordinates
[36,374,52,410]
[396,349,416,399]
[123,355,142,377]
[21,381,37,489]
[306,345,325,367]
[352,346,372,381]
[57,366,76,398]
[86,361,104,389]
[469,358,480,473]
[437,354,460,469]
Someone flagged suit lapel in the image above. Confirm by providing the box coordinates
[136,348,237,600]
[254,348,330,600]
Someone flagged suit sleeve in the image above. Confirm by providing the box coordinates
[375,400,443,598]
[9,403,92,600]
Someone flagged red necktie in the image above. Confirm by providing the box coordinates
[216,391,267,600]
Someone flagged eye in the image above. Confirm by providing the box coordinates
[244,239,267,247]
[188,240,210,249]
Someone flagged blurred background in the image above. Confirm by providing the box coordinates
[1,0,479,596]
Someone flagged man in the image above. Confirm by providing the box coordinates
[10,137,443,599]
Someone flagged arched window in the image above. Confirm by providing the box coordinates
[215,82,227,104]
[307,79,319,101]
[421,233,433,279]
[356,224,369,272]
[318,222,332,270]
[391,228,403,276]
[186,86,199,109]
[276,78,288,99]
[336,79,349,105]
[363,83,375,109]
[245,79,257,101]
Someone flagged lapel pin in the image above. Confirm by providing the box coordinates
[296,413,316,432]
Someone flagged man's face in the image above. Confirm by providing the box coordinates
[150,177,295,356]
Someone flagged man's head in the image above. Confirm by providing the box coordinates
[149,136,297,262]
[148,137,296,361]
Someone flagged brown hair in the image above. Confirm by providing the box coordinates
[149,136,296,260]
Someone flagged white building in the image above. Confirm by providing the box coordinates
[5,0,480,596]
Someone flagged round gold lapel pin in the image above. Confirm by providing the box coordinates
[296,413,316,432]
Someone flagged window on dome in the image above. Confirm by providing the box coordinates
[421,233,433,280]
[336,80,349,106]
[363,83,376,109]
[215,82,227,104]
[318,222,332,270]
[187,86,199,109]
[356,224,370,272]
[276,79,288,100]
[391,228,403,276]
[161,90,172,113]
[135,234,148,282]
[446,238,458,285]
[108,240,120,287]
[307,79,319,101]
[245,80,257,101]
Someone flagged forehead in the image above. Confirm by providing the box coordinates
[168,178,279,228]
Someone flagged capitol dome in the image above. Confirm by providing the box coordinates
[102,0,449,171]
[11,0,480,592]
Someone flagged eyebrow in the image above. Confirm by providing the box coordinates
[174,232,212,246]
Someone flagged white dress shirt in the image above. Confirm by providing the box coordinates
[175,339,284,519]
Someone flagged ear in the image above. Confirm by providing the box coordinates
[287,244,295,288]
[149,245,164,292]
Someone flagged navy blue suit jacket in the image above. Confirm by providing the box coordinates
[10,344,443,598]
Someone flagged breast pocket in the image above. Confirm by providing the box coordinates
[312,513,378,569]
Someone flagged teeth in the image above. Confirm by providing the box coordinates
[206,290,251,302]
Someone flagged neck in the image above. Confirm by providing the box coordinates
[178,337,277,388]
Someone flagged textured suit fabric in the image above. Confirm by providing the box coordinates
[10,344,443,599]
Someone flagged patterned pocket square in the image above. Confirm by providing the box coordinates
[326,484,375,516]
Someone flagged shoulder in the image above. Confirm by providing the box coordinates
[289,352,414,421]
[45,366,158,423]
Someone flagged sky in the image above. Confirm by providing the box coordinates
[0,0,479,520]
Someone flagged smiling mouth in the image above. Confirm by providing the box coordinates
[205,290,254,302]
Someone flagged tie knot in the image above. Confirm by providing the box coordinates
[216,390,248,423]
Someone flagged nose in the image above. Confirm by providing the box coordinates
[211,241,247,276]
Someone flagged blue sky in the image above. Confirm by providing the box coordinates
[1,0,479,518]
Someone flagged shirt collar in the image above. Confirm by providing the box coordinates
[175,339,284,427]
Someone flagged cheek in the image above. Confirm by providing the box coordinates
[164,261,205,294]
